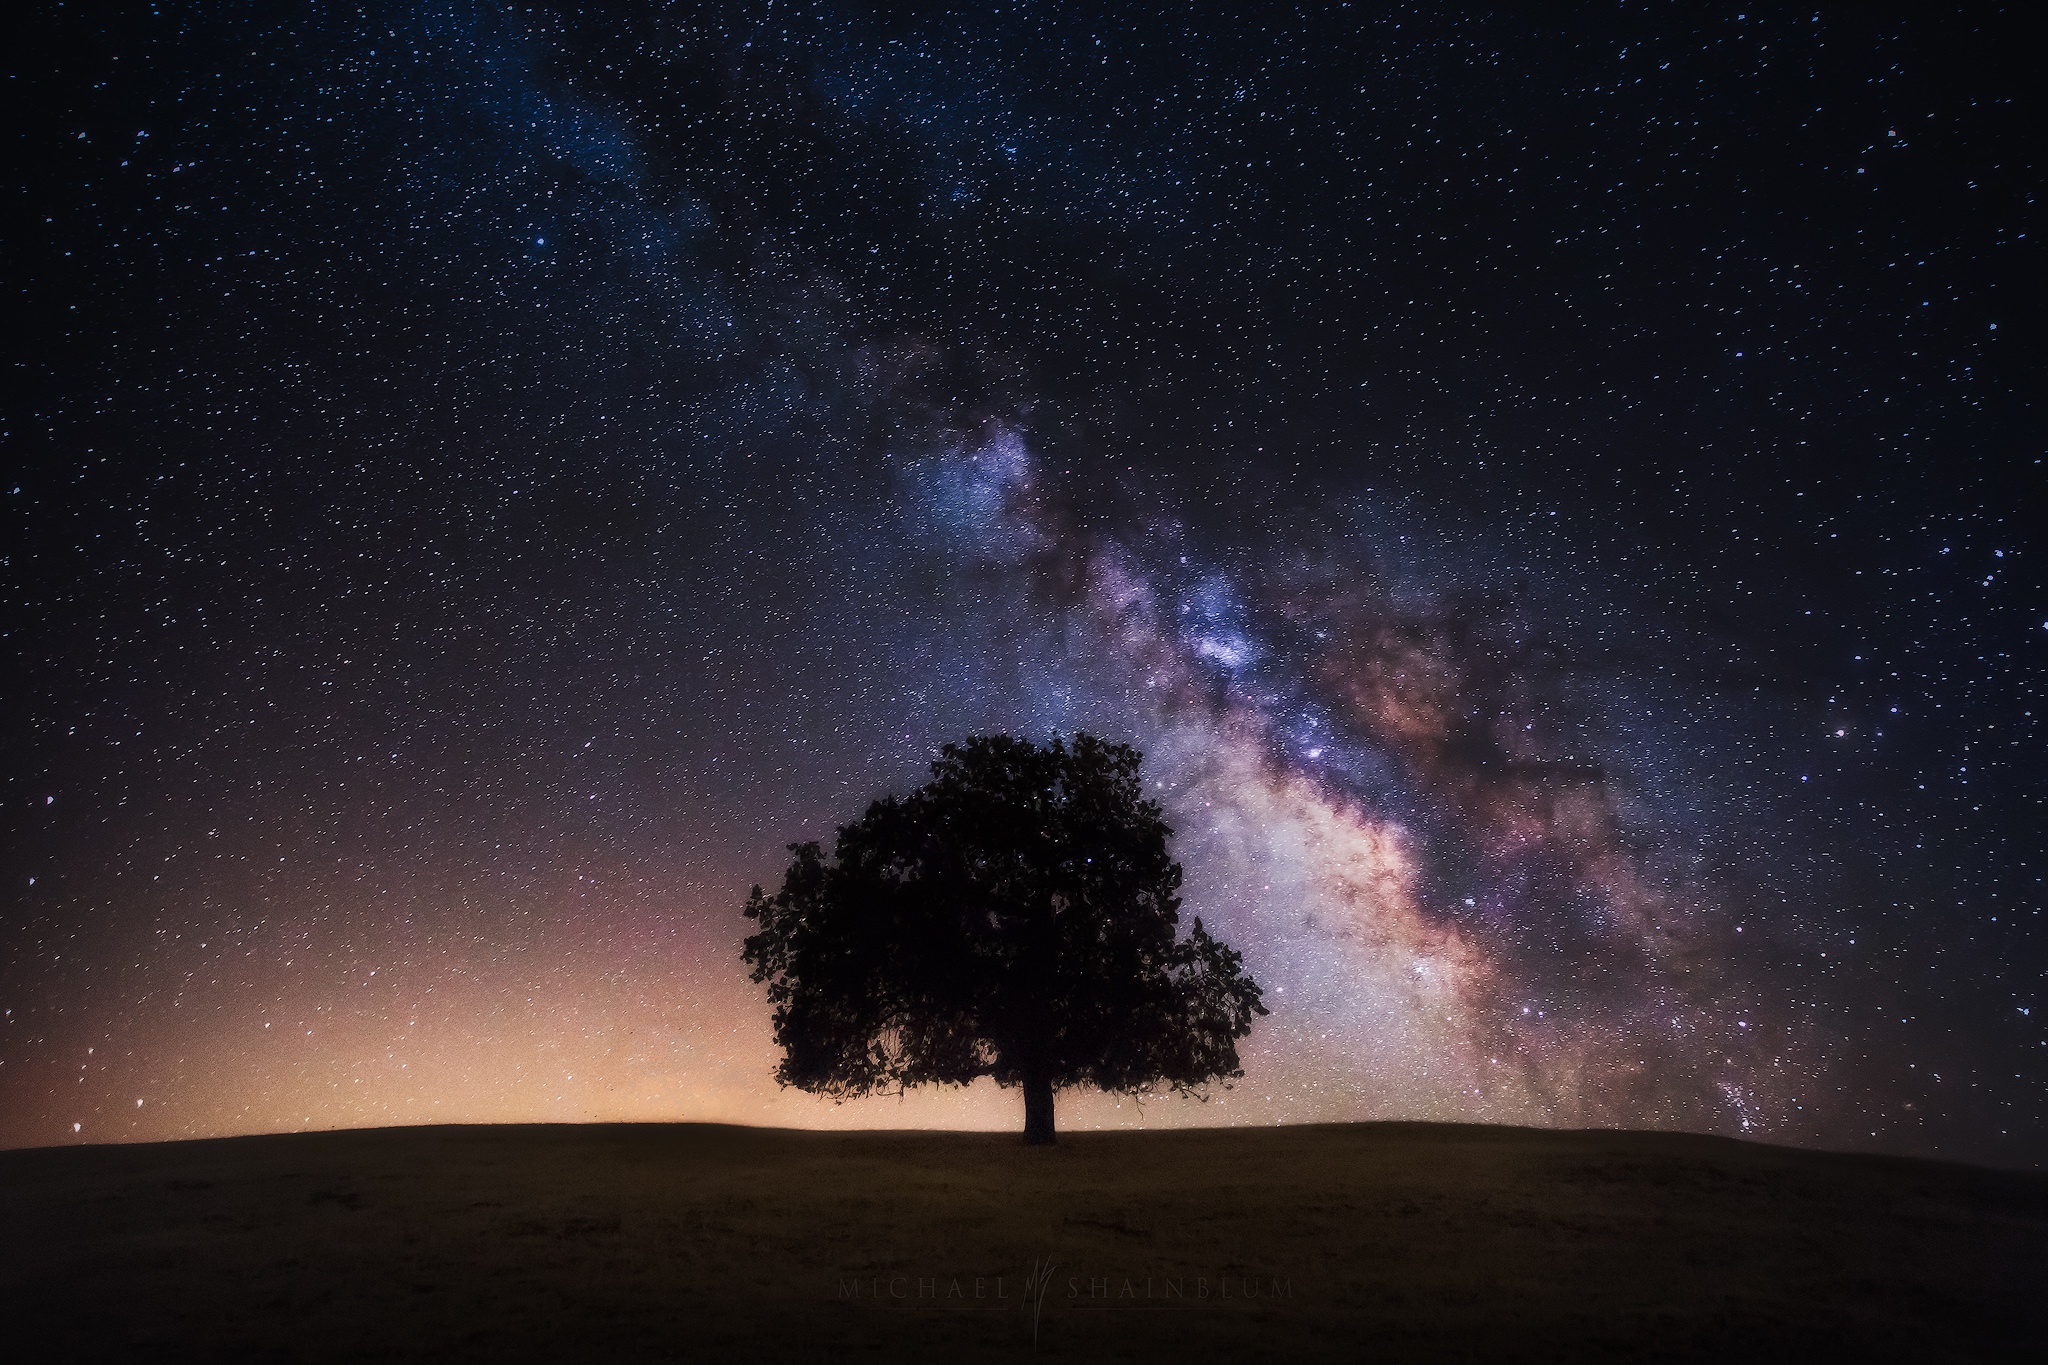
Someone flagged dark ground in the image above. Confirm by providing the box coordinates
[2,1122,2043,1362]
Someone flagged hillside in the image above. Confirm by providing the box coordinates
[3,1122,2042,1361]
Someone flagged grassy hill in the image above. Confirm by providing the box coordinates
[3,1121,2043,1361]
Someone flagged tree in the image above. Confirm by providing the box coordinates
[741,733,1267,1144]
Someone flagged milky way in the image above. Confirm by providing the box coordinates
[5,3,2041,1162]
[899,425,1780,1135]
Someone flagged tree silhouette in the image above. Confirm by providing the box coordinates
[741,733,1267,1143]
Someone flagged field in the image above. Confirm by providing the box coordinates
[3,1121,2043,1361]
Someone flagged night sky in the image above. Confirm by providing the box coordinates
[5,3,2041,1164]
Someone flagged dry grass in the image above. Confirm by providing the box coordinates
[3,1121,2043,1361]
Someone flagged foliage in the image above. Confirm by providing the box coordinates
[741,734,1267,1127]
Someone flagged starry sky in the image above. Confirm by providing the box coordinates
[5,2,2041,1163]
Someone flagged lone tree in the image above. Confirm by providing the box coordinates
[742,733,1267,1144]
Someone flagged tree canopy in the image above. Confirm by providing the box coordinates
[741,733,1267,1143]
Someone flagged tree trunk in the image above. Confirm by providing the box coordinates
[1022,1072,1056,1145]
